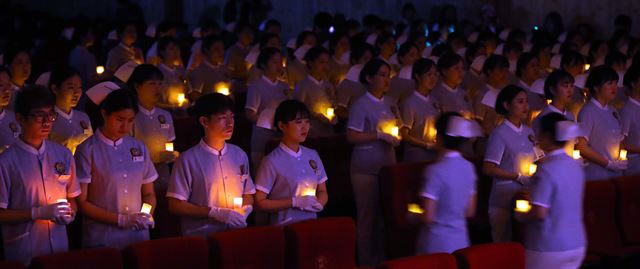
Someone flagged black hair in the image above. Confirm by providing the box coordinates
[256,47,282,71]
[313,12,333,29]
[71,23,93,45]
[233,23,252,34]
[530,41,552,58]
[201,35,225,54]
[273,99,310,132]
[544,69,574,100]
[362,14,381,30]
[464,43,485,65]
[588,40,607,62]
[585,65,619,96]
[614,15,632,29]
[126,64,164,92]
[431,43,453,57]
[605,50,627,67]
[623,65,640,89]
[359,58,391,84]
[397,42,417,65]
[0,66,11,78]
[199,20,220,35]
[156,21,176,35]
[350,43,375,65]
[435,112,468,150]
[507,28,526,44]
[329,31,349,55]
[304,45,330,64]
[4,46,30,67]
[157,36,179,59]
[503,41,523,56]
[412,58,437,81]
[191,93,234,120]
[539,112,570,145]
[296,31,316,48]
[374,32,394,49]
[116,21,136,35]
[49,66,81,91]
[264,19,281,31]
[495,85,526,115]
[437,52,463,75]
[482,54,509,76]
[100,88,139,115]
[15,85,56,118]
[516,52,537,77]
[561,51,586,69]
[258,33,280,50]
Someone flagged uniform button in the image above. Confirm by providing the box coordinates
[124,189,128,193]
[123,174,127,178]
[224,176,228,179]
[125,207,129,211]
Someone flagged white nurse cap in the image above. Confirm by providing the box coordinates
[555,121,581,141]
[470,55,487,74]
[114,61,139,82]
[86,81,120,105]
[294,44,312,62]
[35,72,51,87]
[145,23,157,38]
[345,64,364,82]
[446,116,482,138]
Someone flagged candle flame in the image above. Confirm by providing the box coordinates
[620,149,628,161]
[96,66,105,75]
[215,82,231,96]
[177,93,186,106]
[141,203,152,214]
[232,197,243,209]
[326,107,335,120]
[515,200,532,213]
[572,150,581,160]
[407,203,424,214]
[529,164,537,175]
[391,126,399,138]
[165,142,174,152]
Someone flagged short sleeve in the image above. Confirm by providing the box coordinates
[166,156,192,201]
[255,158,277,194]
[621,108,632,137]
[420,167,442,200]
[0,161,10,208]
[400,101,415,129]
[312,152,329,184]
[484,131,506,165]
[245,84,261,112]
[166,112,177,141]
[347,101,366,132]
[577,108,594,141]
[530,169,554,208]
[141,145,159,184]
[74,143,92,184]
[66,157,81,198]
[292,83,306,104]
[336,83,351,108]
[241,153,256,194]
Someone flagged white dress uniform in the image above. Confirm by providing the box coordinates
[431,82,473,117]
[0,139,81,264]
[485,120,536,242]
[245,76,289,173]
[328,56,350,87]
[400,91,440,162]
[347,92,398,265]
[416,151,477,254]
[577,99,624,181]
[524,149,586,269]
[75,130,158,249]
[158,63,186,105]
[0,109,20,152]
[188,60,229,95]
[255,143,328,226]
[386,65,415,109]
[167,141,256,236]
[293,75,335,137]
[336,65,366,112]
[474,84,502,131]
[50,107,93,154]
[133,106,175,190]
[620,98,640,175]
[532,104,576,135]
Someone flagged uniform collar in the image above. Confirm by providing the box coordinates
[0,109,6,121]
[307,75,323,86]
[97,129,124,147]
[629,97,640,108]
[159,63,176,73]
[199,140,227,156]
[279,143,302,158]
[443,151,462,158]
[118,42,133,52]
[591,98,608,110]
[413,91,430,103]
[546,148,566,158]
[441,82,458,93]
[547,104,567,115]
[261,75,279,87]
[203,59,222,70]
[138,105,156,116]
[366,91,384,103]
[55,106,73,120]
[15,138,46,155]
[518,80,531,91]
[486,84,500,93]
[504,119,524,133]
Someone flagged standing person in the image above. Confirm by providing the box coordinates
[0,67,20,151]
[532,70,576,135]
[416,113,481,254]
[189,35,230,98]
[76,89,157,249]
[621,66,640,175]
[519,113,586,269]
[167,93,254,236]
[431,53,473,118]
[106,22,144,75]
[225,24,254,83]
[347,59,400,266]
[254,100,329,225]
[0,86,79,265]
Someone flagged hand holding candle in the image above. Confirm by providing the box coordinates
[232,197,243,209]
[177,93,186,106]
[573,150,581,160]
[215,82,231,96]
[390,126,400,138]
[407,203,424,214]
[325,107,335,120]
[620,149,628,161]
[165,142,174,152]
[140,203,152,214]
[528,163,537,176]
[515,199,532,213]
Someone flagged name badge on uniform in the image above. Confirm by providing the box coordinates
[131,147,144,162]
[80,121,91,135]
[239,164,249,180]
[158,115,170,129]
[9,122,18,137]
[309,160,319,176]
[55,162,71,182]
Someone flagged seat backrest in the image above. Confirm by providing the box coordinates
[208,226,285,269]
[583,180,623,255]
[123,236,208,269]
[614,176,640,245]
[453,242,525,269]
[284,217,356,269]
[30,248,122,269]
[378,253,456,269]
[378,161,432,259]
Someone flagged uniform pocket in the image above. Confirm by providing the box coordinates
[56,174,71,184]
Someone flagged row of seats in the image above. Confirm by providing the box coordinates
[0,217,525,269]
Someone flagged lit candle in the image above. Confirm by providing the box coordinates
[546,99,552,105]
[96,66,105,75]
[529,164,537,176]
[232,197,243,209]
[302,187,316,197]
[584,64,591,71]
[165,142,174,152]
[177,93,186,106]
[140,203,152,214]
[572,150,581,160]
[407,203,424,214]
[620,149,628,161]
[325,107,335,120]
[515,200,532,213]
[56,199,67,203]
[215,83,231,96]
[391,126,400,138]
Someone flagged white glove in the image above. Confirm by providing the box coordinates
[292,196,323,212]
[208,207,245,227]
[241,205,253,219]
[515,173,532,186]
[31,202,72,221]
[53,202,75,225]
[118,213,152,230]
[377,131,400,147]
[607,160,628,171]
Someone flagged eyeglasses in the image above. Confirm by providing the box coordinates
[29,112,57,123]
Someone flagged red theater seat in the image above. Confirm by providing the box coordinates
[378,253,457,269]
[284,217,357,269]
[0,261,25,269]
[123,237,208,269]
[614,176,640,246]
[453,242,525,269]
[30,248,122,269]
[208,226,285,269]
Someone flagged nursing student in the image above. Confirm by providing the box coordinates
[0,86,79,264]
[76,89,157,249]
[621,65,640,175]
[475,54,510,135]
[400,58,441,162]
[49,67,93,154]
[167,93,254,237]
[416,113,481,254]
[155,37,186,108]
[254,100,328,226]
[105,22,144,75]
[0,66,20,150]
[335,43,374,119]
[532,70,576,135]
[575,65,627,181]
[347,59,400,266]
[515,53,545,122]
[188,35,230,100]
[431,53,473,118]
[483,85,536,243]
